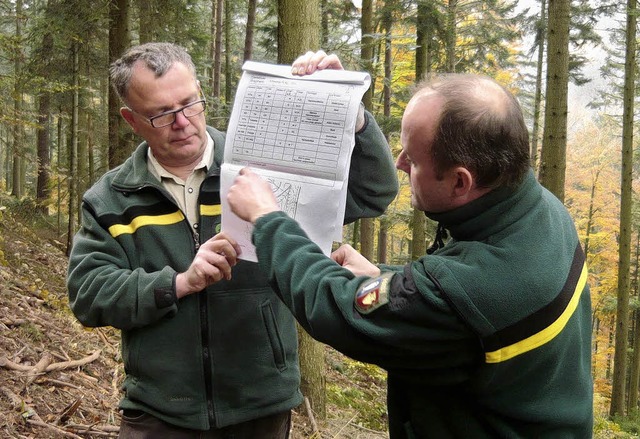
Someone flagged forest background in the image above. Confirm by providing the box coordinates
[1,0,639,437]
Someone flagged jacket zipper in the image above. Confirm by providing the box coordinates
[193,229,200,251]
[200,291,216,425]
[191,197,216,427]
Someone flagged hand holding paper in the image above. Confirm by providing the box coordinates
[227,168,279,224]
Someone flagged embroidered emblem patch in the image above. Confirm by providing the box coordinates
[354,272,394,314]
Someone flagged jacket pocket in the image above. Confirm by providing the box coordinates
[261,300,287,371]
[122,329,141,376]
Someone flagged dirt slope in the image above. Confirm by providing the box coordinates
[0,205,388,438]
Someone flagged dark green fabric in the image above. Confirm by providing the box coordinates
[252,170,593,438]
[67,115,397,430]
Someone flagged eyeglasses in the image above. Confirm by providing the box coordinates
[128,99,207,128]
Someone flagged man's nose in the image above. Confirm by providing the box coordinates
[173,110,191,127]
[395,156,408,173]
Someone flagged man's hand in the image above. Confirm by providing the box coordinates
[291,50,365,131]
[227,167,279,224]
[176,233,241,298]
[291,50,343,76]
[331,244,381,277]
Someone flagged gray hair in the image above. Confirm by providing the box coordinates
[110,42,197,102]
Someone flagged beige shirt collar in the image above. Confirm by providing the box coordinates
[147,133,214,183]
[146,133,214,228]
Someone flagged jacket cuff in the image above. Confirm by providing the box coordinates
[355,107,369,135]
[154,273,178,308]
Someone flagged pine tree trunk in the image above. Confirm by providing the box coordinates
[277,0,320,64]
[277,0,326,420]
[66,42,80,256]
[108,0,130,169]
[627,233,640,411]
[225,0,232,106]
[359,0,376,262]
[610,0,637,418]
[530,0,546,169]
[213,0,223,98]
[538,0,570,202]
[243,0,257,62]
[361,218,375,261]
[445,0,457,72]
[11,0,24,198]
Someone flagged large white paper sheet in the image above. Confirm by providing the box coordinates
[220,61,371,262]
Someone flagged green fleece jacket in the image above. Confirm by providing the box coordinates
[252,170,593,438]
[67,113,398,430]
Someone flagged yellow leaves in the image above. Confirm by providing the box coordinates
[565,119,623,396]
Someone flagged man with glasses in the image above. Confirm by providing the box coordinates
[66,42,398,438]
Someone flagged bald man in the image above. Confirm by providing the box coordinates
[228,74,593,439]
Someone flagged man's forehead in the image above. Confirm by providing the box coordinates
[403,90,442,125]
[126,63,197,103]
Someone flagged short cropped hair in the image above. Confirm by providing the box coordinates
[110,42,197,102]
[420,74,531,189]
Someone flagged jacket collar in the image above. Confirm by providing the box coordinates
[426,169,540,243]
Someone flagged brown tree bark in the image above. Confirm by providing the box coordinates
[538,0,570,202]
[610,0,636,418]
[277,0,326,420]
[108,0,131,169]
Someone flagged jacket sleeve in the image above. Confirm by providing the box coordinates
[253,211,480,384]
[66,201,179,330]
[344,110,398,224]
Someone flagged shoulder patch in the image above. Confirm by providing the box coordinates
[354,272,395,315]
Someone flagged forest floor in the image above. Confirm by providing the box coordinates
[0,198,388,439]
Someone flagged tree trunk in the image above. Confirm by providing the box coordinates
[411,210,427,260]
[359,0,375,262]
[277,0,326,420]
[583,169,599,257]
[277,0,320,63]
[377,217,388,264]
[209,0,216,99]
[213,0,223,98]
[376,5,394,265]
[538,0,570,202]
[36,92,51,213]
[352,219,360,248]
[108,0,130,169]
[445,0,457,72]
[11,0,24,198]
[137,0,152,44]
[361,218,375,261]
[360,0,373,109]
[320,0,328,46]
[243,0,257,62]
[628,232,640,412]
[225,0,232,106]
[56,114,64,236]
[416,0,436,81]
[530,0,546,169]
[66,42,80,256]
[35,15,54,213]
[610,0,636,418]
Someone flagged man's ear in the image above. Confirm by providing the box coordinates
[452,167,474,198]
[120,107,137,131]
